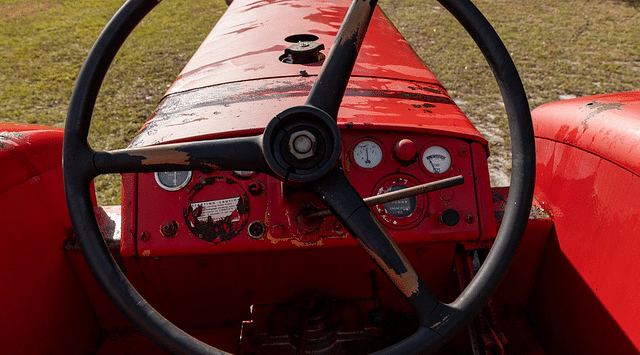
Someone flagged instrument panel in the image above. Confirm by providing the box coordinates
[122,131,494,258]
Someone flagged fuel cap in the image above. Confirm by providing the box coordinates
[281,41,325,64]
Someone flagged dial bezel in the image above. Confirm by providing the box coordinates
[420,144,454,177]
[350,137,385,172]
[232,171,258,180]
[154,171,193,191]
[371,174,427,230]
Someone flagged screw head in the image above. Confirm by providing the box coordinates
[272,223,285,235]
[140,231,151,242]
[458,146,469,157]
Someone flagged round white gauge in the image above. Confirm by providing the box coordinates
[422,146,452,174]
[233,170,256,178]
[154,171,192,191]
[352,140,383,170]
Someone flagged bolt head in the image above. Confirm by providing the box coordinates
[288,130,316,160]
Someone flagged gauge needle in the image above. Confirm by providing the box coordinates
[427,157,438,173]
[365,148,371,165]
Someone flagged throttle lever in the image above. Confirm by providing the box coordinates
[304,175,464,222]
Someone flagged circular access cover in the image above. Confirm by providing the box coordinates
[183,176,250,243]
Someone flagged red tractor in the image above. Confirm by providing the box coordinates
[2,0,639,354]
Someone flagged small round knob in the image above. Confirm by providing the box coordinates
[394,139,416,162]
[439,209,460,226]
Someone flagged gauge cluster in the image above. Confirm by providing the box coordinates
[342,131,488,241]
[122,130,494,258]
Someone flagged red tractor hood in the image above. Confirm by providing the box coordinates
[130,0,486,148]
[533,91,640,175]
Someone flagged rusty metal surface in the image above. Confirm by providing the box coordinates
[131,77,484,148]
[127,130,482,258]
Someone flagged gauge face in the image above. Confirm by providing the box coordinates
[373,174,426,229]
[383,185,417,218]
[352,140,383,170]
[422,146,452,174]
[233,171,256,179]
[154,171,192,191]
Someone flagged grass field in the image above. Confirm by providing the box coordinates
[2,0,639,204]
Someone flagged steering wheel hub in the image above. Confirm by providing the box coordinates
[263,105,342,184]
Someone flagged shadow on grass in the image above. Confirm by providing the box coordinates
[617,0,640,8]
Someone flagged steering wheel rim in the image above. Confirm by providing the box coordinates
[62,0,534,354]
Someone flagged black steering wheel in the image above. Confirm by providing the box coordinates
[63,0,534,354]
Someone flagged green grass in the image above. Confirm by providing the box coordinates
[1,0,225,204]
[379,0,640,184]
[2,0,640,202]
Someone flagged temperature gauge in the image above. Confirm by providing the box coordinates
[422,145,452,175]
[352,139,383,170]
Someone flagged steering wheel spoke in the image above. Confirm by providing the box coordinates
[92,135,271,175]
[305,0,378,119]
[309,168,441,322]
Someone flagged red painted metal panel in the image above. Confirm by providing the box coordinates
[132,77,485,150]
[120,173,138,257]
[0,123,65,194]
[529,134,640,352]
[126,130,483,258]
[130,0,486,151]
[493,218,552,309]
[0,125,101,354]
[166,0,437,95]
[470,142,496,240]
[67,242,458,331]
[533,91,640,176]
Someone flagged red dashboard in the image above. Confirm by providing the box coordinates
[122,130,495,258]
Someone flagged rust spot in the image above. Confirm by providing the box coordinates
[354,214,420,298]
[187,176,225,200]
[139,147,191,166]
[580,101,627,129]
[406,84,442,95]
[0,131,26,150]
[430,315,450,329]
